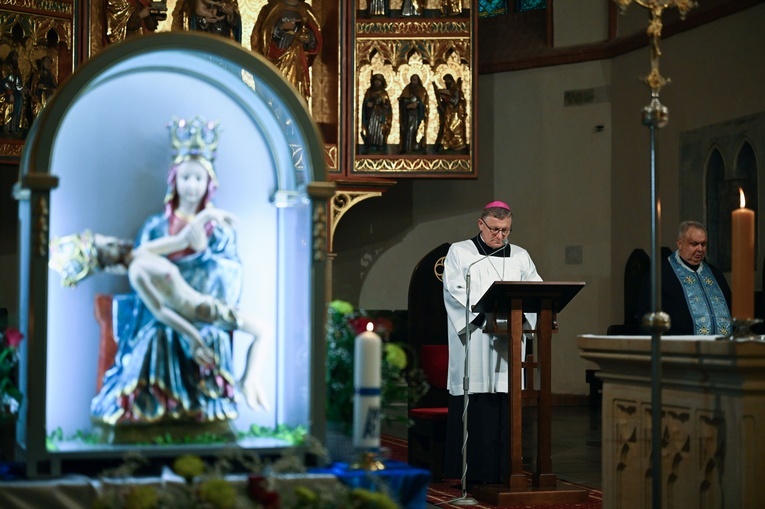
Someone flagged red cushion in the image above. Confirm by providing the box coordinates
[419,344,448,389]
[409,407,449,420]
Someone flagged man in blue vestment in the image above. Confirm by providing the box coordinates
[639,221,732,335]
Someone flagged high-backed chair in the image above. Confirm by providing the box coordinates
[406,243,450,479]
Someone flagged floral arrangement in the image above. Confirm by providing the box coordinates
[92,446,400,509]
[0,326,24,420]
[325,301,428,435]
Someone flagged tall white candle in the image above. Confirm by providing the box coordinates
[353,321,382,449]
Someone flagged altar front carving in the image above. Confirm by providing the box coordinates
[578,335,765,509]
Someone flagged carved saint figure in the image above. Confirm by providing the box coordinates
[251,0,322,102]
[0,50,26,134]
[29,56,58,121]
[398,74,428,154]
[172,0,242,42]
[401,0,423,17]
[105,0,164,44]
[361,73,392,153]
[368,0,389,17]
[433,74,467,152]
[441,0,463,16]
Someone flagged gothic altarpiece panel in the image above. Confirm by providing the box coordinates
[350,1,477,177]
[3,1,478,258]
[0,0,74,161]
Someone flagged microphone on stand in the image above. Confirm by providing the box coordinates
[466,237,509,279]
[465,237,509,327]
[451,236,509,506]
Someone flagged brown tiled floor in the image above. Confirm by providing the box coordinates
[527,405,602,490]
[420,404,602,508]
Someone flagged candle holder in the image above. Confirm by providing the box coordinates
[728,318,764,341]
[351,451,386,471]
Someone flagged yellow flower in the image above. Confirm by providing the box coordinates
[294,485,318,504]
[198,478,237,509]
[124,485,159,509]
[351,488,399,509]
[172,455,205,482]
[385,343,407,370]
[330,300,355,315]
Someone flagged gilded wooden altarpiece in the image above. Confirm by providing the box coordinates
[0,0,74,162]
[3,1,477,270]
[86,0,340,174]
[3,0,477,180]
[349,1,477,177]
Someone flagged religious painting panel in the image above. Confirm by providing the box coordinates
[0,0,74,161]
[16,33,327,477]
[351,1,477,177]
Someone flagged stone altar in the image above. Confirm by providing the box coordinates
[578,335,765,509]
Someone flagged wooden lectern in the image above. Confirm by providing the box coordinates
[471,281,588,506]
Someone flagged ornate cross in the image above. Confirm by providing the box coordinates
[614,0,698,96]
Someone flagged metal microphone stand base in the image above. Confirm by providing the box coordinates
[450,496,479,506]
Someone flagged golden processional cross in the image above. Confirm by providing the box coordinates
[615,0,697,98]
[612,2,697,509]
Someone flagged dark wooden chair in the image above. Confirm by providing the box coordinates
[596,248,670,406]
[407,344,449,480]
[406,243,450,479]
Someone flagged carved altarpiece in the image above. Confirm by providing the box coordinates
[349,2,476,177]
[0,0,74,162]
[2,1,478,295]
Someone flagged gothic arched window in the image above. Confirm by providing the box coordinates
[705,148,726,268]
[734,141,759,267]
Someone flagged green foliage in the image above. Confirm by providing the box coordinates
[325,301,429,434]
[46,424,308,448]
[325,302,357,432]
[242,424,307,445]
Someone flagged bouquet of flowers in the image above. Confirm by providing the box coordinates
[0,326,24,419]
[325,300,428,435]
[93,449,400,509]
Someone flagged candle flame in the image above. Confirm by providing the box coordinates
[367,322,374,332]
[739,187,746,209]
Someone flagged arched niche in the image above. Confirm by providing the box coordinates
[16,32,332,477]
[705,147,726,267]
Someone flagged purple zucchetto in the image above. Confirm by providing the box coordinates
[484,200,511,211]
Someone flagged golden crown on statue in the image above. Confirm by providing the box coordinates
[168,117,221,163]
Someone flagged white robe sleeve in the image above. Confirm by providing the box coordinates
[442,241,477,337]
